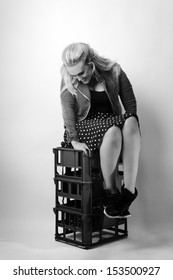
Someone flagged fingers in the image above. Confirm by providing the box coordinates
[82,144,90,156]
[84,147,91,156]
[82,146,89,156]
[71,141,91,156]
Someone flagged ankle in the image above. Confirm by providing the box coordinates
[105,188,116,194]
[123,185,135,194]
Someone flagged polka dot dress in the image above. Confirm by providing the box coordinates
[75,111,132,151]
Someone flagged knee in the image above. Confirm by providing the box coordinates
[103,126,122,148]
[123,116,139,136]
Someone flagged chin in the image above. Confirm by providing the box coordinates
[82,76,92,84]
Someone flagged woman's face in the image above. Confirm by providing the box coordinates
[66,60,93,84]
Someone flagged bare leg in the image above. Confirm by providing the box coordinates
[122,116,141,194]
[100,126,122,194]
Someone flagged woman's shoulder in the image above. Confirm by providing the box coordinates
[111,62,122,77]
[60,77,78,99]
[60,82,76,102]
[60,65,78,96]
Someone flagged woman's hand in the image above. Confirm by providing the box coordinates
[71,141,91,156]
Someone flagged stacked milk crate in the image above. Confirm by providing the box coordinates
[53,147,128,249]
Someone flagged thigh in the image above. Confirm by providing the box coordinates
[123,116,140,136]
[101,125,122,146]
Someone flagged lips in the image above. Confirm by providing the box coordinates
[81,78,87,83]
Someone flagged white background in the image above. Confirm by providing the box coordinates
[0,0,173,260]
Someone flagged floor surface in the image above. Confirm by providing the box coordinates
[0,216,173,260]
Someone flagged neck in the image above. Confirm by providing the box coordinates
[88,76,97,87]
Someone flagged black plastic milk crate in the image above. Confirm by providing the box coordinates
[53,147,128,249]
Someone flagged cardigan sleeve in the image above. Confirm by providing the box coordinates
[118,69,137,115]
[60,89,78,142]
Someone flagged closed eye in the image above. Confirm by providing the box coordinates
[71,71,85,78]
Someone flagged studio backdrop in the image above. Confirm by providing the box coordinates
[0,0,173,259]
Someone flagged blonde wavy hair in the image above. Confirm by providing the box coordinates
[61,42,118,95]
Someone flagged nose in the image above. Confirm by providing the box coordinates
[77,76,83,81]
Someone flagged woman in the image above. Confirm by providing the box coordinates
[60,42,141,218]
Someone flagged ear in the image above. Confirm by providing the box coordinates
[88,61,95,74]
